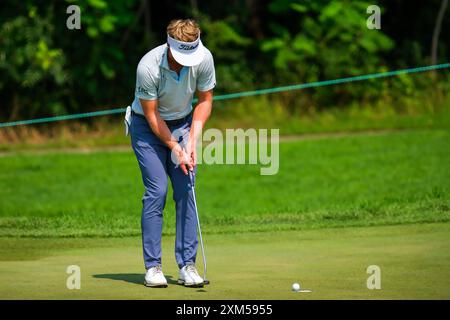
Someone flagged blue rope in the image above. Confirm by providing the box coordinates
[1,62,449,128]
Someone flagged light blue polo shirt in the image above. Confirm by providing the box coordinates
[131,44,216,120]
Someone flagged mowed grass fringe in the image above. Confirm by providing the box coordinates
[0,129,449,238]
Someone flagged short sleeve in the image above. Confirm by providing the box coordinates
[196,50,216,92]
[135,64,158,100]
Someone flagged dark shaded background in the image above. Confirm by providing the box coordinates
[0,0,448,121]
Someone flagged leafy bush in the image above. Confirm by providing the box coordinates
[0,6,68,119]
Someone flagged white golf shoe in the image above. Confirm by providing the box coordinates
[178,264,204,287]
[144,265,168,288]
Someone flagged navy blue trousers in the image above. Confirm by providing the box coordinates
[130,113,198,270]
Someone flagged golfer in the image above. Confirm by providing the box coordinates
[128,19,215,288]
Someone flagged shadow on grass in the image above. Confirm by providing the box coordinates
[92,274,207,292]
[92,273,179,286]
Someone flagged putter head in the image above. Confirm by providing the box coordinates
[203,279,210,285]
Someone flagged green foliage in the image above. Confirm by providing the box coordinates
[62,0,139,96]
[0,0,448,120]
[0,0,142,119]
[201,16,254,92]
[261,0,395,105]
[0,7,68,117]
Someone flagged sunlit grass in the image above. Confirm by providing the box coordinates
[0,129,448,237]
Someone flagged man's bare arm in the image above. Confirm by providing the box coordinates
[190,89,213,144]
[188,89,213,166]
[140,98,192,174]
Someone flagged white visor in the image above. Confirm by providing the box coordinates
[167,34,205,67]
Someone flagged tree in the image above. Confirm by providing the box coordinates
[260,0,394,107]
[431,0,448,65]
[0,6,68,120]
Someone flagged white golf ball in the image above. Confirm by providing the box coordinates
[292,282,301,292]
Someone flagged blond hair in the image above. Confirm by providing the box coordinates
[167,19,200,42]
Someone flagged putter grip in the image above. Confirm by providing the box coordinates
[189,171,195,186]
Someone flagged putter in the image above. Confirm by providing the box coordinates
[189,170,210,285]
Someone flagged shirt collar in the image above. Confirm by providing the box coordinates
[161,45,170,70]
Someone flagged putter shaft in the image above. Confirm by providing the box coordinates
[190,171,208,283]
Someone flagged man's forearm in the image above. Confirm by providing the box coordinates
[190,100,212,144]
[142,107,179,150]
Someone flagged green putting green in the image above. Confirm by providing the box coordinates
[1,223,449,299]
